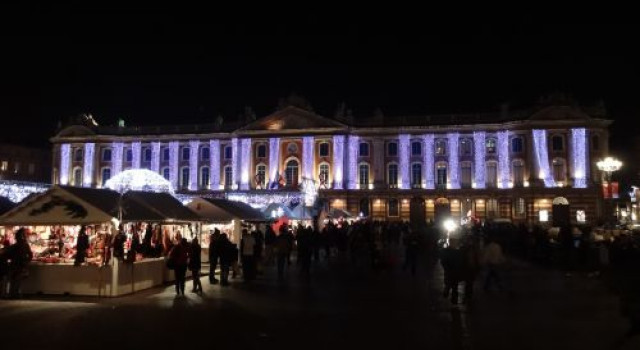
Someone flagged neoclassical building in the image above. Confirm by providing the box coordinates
[50,99,611,225]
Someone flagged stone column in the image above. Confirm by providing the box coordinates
[83,143,95,187]
[332,135,345,189]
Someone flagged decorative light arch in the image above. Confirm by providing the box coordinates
[104,168,174,194]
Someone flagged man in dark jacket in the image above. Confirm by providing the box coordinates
[209,229,221,284]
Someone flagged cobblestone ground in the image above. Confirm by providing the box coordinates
[1,252,639,350]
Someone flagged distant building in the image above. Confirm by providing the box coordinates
[0,143,51,183]
[50,96,612,225]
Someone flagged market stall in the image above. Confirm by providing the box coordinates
[0,185,201,296]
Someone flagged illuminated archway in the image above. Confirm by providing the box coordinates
[104,169,174,194]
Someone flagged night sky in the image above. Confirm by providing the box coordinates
[1,10,638,182]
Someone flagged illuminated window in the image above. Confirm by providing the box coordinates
[539,210,549,222]
[486,162,497,188]
[359,163,370,186]
[515,198,526,216]
[387,142,398,156]
[387,163,398,187]
[511,136,524,153]
[319,142,330,157]
[487,199,498,217]
[512,160,524,186]
[318,163,330,184]
[73,167,82,186]
[256,164,266,188]
[436,163,447,188]
[486,138,496,154]
[201,147,210,161]
[359,142,369,157]
[412,163,422,188]
[181,147,190,161]
[285,159,299,186]
[200,166,210,188]
[101,168,111,186]
[576,210,586,223]
[553,158,566,182]
[552,135,564,152]
[102,148,112,162]
[411,141,422,156]
[435,139,447,156]
[143,148,152,162]
[388,199,399,217]
[1,161,8,171]
[256,144,267,158]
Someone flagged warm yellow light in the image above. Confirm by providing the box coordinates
[524,181,530,187]
[369,184,374,190]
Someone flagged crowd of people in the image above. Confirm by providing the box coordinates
[0,228,34,299]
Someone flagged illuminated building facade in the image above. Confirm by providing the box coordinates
[50,99,611,225]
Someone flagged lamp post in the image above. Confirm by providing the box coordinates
[596,157,622,226]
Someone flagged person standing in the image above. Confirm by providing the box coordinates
[208,229,221,284]
[461,236,481,304]
[441,236,464,304]
[218,233,232,286]
[189,238,203,294]
[74,226,89,266]
[482,234,506,292]
[5,228,33,299]
[403,228,420,276]
[275,226,292,281]
[240,229,256,281]
[168,235,189,296]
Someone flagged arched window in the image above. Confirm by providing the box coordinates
[552,135,564,152]
[143,148,152,162]
[102,148,112,162]
[224,166,233,188]
[125,149,133,162]
[411,141,422,156]
[359,163,370,186]
[435,139,447,156]
[285,159,299,186]
[255,164,266,188]
[201,147,210,161]
[200,166,210,189]
[552,158,566,183]
[74,148,83,162]
[511,136,524,153]
[460,138,473,156]
[486,138,496,154]
[73,167,82,186]
[256,144,267,158]
[319,142,330,157]
[436,162,447,188]
[460,161,472,188]
[318,163,330,186]
[486,161,498,188]
[411,163,422,188]
[101,167,111,187]
[388,199,399,217]
[387,163,398,188]
[162,167,170,180]
[512,159,525,186]
[180,167,189,189]
[181,147,190,161]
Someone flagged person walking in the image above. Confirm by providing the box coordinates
[208,229,221,284]
[189,237,203,294]
[240,229,256,281]
[74,226,89,266]
[5,228,33,299]
[168,234,189,296]
[441,236,465,304]
[218,233,233,286]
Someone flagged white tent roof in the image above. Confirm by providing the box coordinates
[187,198,266,223]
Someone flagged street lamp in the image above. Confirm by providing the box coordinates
[597,157,622,225]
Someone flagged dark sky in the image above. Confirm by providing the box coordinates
[0,9,638,167]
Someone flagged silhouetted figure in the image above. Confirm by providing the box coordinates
[209,229,221,284]
[74,226,89,266]
[189,238,202,294]
[168,235,189,296]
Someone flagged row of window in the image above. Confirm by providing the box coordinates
[0,160,36,175]
[356,198,524,217]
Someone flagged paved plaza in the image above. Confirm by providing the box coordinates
[1,256,639,350]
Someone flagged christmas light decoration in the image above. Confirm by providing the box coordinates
[448,133,460,189]
[240,138,251,190]
[332,135,345,189]
[60,144,70,185]
[532,129,555,187]
[151,142,161,173]
[269,137,280,188]
[110,142,123,180]
[210,139,220,190]
[423,134,434,189]
[0,181,49,203]
[226,191,305,209]
[189,140,200,190]
[131,141,141,169]
[399,134,410,189]
[347,135,359,190]
[571,128,587,188]
[83,143,95,187]
[104,168,174,194]
[498,131,510,188]
[473,131,486,189]
[169,141,179,188]
[303,136,314,181]
[231,138,239,189]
